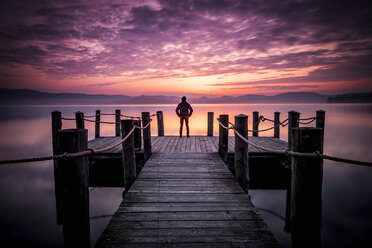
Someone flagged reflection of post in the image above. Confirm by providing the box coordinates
[58,129,90,248]
[290,127,323,248]
[157,111,164,136]
[51,111,62,225]
[218,114,229,163]
[115,109,121,137]
[274,112,280,138]
[95,110,101,138]
[75,111,84,129]
[207,112,214,136]
[121,120,136,192]
[234,114,249,193]
[134,120,142,150]
[142,112,152,161]
[288,110,300,148]
[252,111,259,137]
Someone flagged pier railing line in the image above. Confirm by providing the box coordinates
[217,118,372,167]
[0,121,151,165]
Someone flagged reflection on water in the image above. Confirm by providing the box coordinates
[0,104,371,247]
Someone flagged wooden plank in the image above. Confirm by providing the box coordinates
[95,152,280,248]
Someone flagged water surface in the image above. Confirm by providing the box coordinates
[0,103,371,247]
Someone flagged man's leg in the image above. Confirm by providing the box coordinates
[185,117,190,137]
[179,117,183,137]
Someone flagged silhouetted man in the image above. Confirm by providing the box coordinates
[176,96,193,137]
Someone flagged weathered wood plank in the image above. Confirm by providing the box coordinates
[94,152,281,248]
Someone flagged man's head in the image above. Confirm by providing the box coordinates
[181,96,186,101]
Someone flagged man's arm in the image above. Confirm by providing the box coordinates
[188,104,193,117]
[175,105,180,117]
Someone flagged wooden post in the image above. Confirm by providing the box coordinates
[75,111,84,129]
[290,127,323,248]
[121,120,136,191]
[274,112,280,138]
[288,110,300,148]
[207,112,214,136]
[115,109,121,137]
[95,110,101,138]
[218,114,229,163]
[316,110,326,151]
[134,120,142,150]
[157,111,164,136]
[142,112,152,161]
[51,111,62,225]
[58,129,90,248]
[234,114,249,193]
[252,111,259,137]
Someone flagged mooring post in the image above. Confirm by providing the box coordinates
[234,114,249,193]
[121,119,136,193]
[218,114,229,163]
[274,112,280,138]
[207,112,214,136]
[134,120,142,150]
[75,111,84,129]
[288,110,300,148]
[316,110,326,151]
[57,129,90,248]
[51,111,62,225]
[115,109,121,137]
[157,111,164,136]
[142,112,152,161]
[252,111,259,137]
[95,110,101,138]
[290,127,323,248]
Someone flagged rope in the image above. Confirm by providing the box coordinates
[121,114,141,119]
[260,116,275,123]
[298,117,316,125]
[0,126,137,165]
[135,119,151,130]
[84,119,119,125]
[231,127,372,166]
[61,117,75,121]
[216,118,234,130]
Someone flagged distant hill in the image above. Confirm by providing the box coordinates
[327,92,372,103]
[2,88,368,105]
[192,92,328,103]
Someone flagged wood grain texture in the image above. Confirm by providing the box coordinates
[94,153,280,247]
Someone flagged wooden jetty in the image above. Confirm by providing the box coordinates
[52,110,325,248]
[94,152,280,248]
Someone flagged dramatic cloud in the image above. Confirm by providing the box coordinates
[0,0,371,95]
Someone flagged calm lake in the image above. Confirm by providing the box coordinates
[0,103,371,247]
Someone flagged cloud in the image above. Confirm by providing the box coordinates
[0,0,371,92]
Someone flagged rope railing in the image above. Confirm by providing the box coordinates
[61,117,76,121]
[230,127,372,167]
[298,117,316,125]
[216,118,234,130]
[0,119,153,165]
[84,118,119,125]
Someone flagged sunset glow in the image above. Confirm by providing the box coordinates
[0,0,371,96]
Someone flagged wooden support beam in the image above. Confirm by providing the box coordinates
[51,111,62,225]
[207,112,214,136]
[134,120,142,150]
[316,110,326,151]
[288,110,300,148]
[121,119,136,192]
[95,110,101,138]
[58,129,90,248]
[75,111,84,129]
[218,114,229,163]
[142,112,152,161]
[274,112,280,138]
[290,127,323,248]
[234,114,249,193]
[115,109,121,137]
[252,111,259,137]
[157,111,164,136]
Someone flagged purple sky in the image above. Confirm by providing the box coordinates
[0,0,371,96]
